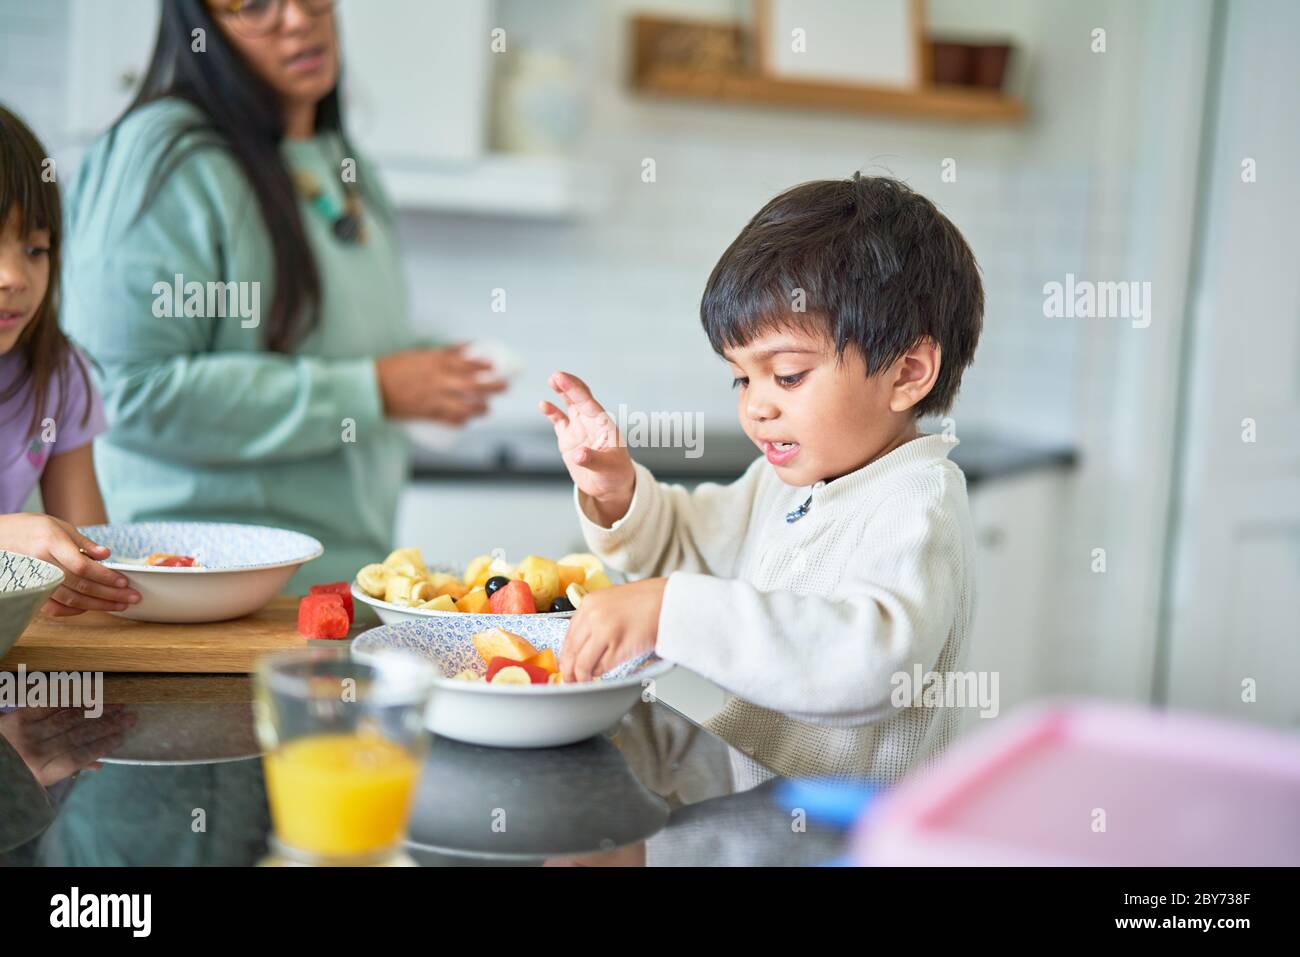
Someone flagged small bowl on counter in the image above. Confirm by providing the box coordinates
[79,521,323,624]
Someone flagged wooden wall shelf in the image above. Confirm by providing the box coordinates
[629,15,1025,126]
[633,67,1025,124]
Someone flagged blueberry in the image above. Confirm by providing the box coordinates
[549,596,575,613]
[485,575,511,597]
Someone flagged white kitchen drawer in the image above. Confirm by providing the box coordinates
[395,480,587,566]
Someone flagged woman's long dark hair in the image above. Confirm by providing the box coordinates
[121,0,348,351]
[0,103,94,441]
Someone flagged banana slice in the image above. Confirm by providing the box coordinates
[453,669,482,681]
[565,582,588,608]
[384,574,415,605]
[490,665,531,686]
[383,547,427,574]
[356,563,389,598]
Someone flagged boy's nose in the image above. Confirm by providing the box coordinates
[746,395,779,422]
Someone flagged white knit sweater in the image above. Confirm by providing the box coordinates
[575,433,976,789]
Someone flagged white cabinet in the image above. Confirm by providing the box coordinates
[960,469,1069,735]
[65,0,159,139]
[395,480,586,566]
[339,0,492,167]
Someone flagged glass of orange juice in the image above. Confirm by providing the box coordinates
[254,647,434,866]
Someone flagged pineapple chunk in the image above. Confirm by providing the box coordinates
[515,555,560,609]
[420,594,457,612]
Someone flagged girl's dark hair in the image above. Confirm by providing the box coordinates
[121,0,348,352]
[0,103,94,440]
[701,174,984,417]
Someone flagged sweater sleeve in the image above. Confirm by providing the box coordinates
[655,478,965,723]
[61,110,387,467]
[574,457,768,580]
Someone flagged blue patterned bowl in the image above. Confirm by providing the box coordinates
[76,522,324,623]
[353,617,674,748]
[1,550,64,658]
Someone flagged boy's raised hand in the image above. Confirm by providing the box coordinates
[539,371,636,525]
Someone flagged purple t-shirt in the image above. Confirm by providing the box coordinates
[0,347,108,513]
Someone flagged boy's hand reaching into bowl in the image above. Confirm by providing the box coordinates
[539,371,636,526]
[560,577,667,683]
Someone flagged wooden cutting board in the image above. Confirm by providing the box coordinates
[0,596,364,674]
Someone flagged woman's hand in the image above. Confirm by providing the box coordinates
[0,706,136,786]
[375,344,508,425]
[560,577,667,683]
[539,371,636,525]
[0,513,140,616]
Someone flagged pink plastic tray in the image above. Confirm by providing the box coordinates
[852,699,1300,866]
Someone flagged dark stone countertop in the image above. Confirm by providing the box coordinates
[409,425,1077,486]
[0,676,842,867]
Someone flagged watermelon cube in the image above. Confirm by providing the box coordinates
[308,581,354,623]
[298,593,350,639]
[488,579,536,615]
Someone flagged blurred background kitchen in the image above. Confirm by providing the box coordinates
[3,0,1295,734]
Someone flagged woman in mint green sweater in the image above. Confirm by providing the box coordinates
[61,0,504,587]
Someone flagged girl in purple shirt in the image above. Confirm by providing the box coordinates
[0,105,138,616]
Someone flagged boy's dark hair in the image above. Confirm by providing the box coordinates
[701,174,983,417]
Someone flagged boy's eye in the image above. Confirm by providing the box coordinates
[25,246,50,257]
[731,376,749,390]
[776,371,807,388]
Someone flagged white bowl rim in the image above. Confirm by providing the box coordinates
[0,548,65,598]
[78,521,324,574]
[350,580,575,619]
[352,630,675,696]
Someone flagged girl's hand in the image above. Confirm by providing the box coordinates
[539,371,636,525]
[0,513,140,616]
[375,344,509,425]
[0,706,136,786]
[560,577,667,683]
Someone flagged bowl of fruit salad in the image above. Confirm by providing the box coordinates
[352,616,673,748]
[350,548,615,626]
[79,521,323,623]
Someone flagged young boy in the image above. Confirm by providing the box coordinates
[539,174,982,787]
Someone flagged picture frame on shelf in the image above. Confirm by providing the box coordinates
[752,0,928,90]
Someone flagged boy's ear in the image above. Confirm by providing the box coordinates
[888,337,941,413]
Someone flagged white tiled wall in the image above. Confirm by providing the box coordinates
[2,0,1142,449]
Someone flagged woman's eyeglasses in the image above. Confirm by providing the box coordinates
[214,0,337,38]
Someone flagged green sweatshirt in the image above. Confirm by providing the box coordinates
[62,99,414,587]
